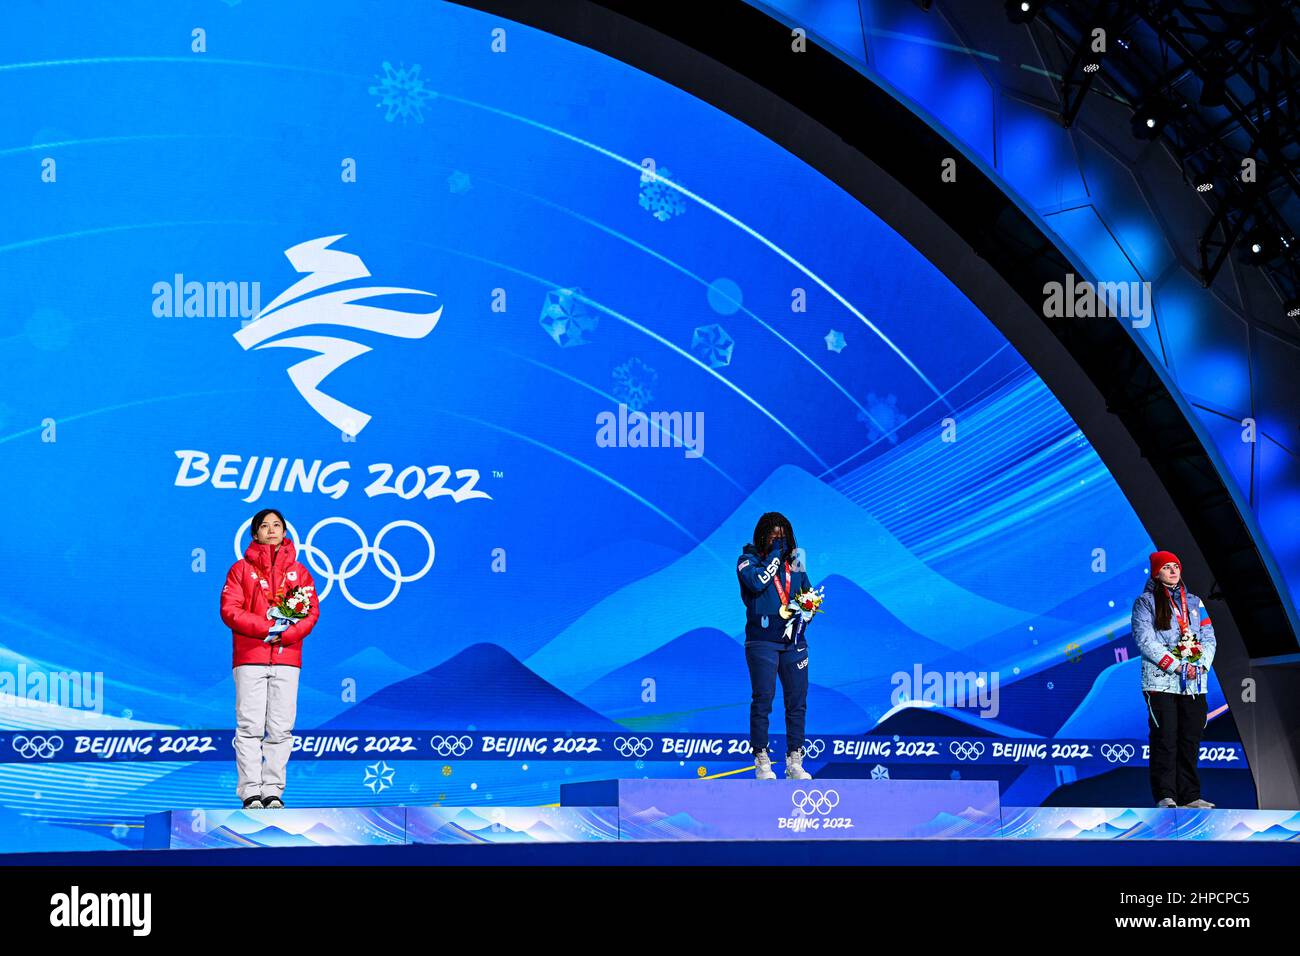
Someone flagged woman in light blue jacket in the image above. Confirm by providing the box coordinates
[1131,550,1216,809]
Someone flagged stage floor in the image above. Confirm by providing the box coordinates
[4,837,1298,867]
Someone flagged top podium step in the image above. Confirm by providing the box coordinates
[561,777,1004,840]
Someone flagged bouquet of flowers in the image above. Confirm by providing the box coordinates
[272,585,315,622]
[781,585,825,642]
[790,585,826,622]
[265,585,313,645]
[1175,631,1202,665]
[1173,628,1203,685]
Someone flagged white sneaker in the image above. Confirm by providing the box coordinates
[754,748,777,780]
[1181,798,1216,809]
[1156,797,1177,808]
[785,747,813,780]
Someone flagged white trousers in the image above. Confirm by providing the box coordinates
[233,664,300,800]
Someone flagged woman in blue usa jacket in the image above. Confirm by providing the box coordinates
[1131,550,1217,809]
[736,512,813,781]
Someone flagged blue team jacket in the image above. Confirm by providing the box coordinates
[1131,578,1216,695]
[736,544,812,644]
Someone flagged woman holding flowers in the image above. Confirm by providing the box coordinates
[220,508,320,809]
[1131,550,1216,809]
[736,512,824,782]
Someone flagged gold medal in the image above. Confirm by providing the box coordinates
[773,560,793,621]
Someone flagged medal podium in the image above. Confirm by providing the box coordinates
[139,777,1300,851]
[560,777,1002,840]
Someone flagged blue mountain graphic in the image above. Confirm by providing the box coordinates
[525,463,1039,694]
[224,823,324,847]
[1056,658,1226,740]
[1248,825,1300,841]
[467,536,685,662]
[869,702,1038,738]
[318,642,620,731]
[790,575,977,688]
[574,626,872,733]
[322,646,418,693]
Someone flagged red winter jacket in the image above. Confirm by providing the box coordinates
[221,538,320,668]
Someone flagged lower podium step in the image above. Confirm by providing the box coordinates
[142,806,618,850]
[140,786,1300,849]
[562,777,1003,841]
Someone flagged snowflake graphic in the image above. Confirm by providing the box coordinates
[825,329,846,353]
[369,61,436,123]
[447,170,472,194]
[612,358,657,410]
[871,764,890,780]
[856,391,906,445]
[539,287,598,347]
[638,166,687,222]
[691,323,734,368]
[363,760,396,794]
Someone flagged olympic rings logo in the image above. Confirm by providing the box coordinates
[801,738,825,759]
[1101,743,1136,764]
[791,789,840,815]
[613,736,654,759]
[12,735,64,759]
[234,517,435,611]
[428,735,473,757]
[949,740,986,761]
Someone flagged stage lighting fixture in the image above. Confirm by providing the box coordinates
[1130,98,1173,140]
[1191,156,1229,194]
[1240,226,1278,262]
[1284,297,1300,320]
[1005,0,1044,25]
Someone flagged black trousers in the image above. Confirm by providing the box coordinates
[1145,690,1207,804]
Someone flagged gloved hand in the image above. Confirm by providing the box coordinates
[767,533,786,560]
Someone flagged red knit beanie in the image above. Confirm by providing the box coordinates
[1149,550,1181,576]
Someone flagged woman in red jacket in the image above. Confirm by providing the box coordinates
[220,508,320,809]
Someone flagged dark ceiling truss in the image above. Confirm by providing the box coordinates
[1029,0,1300,321]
